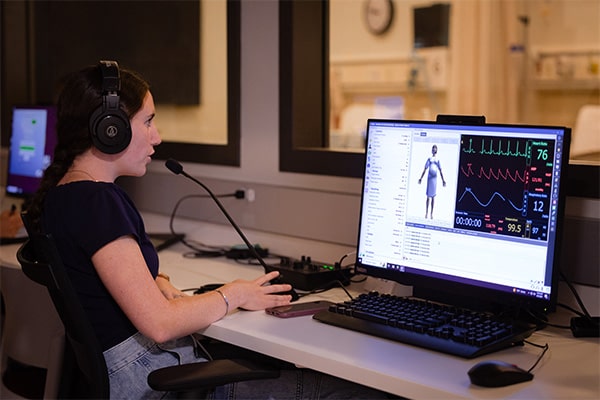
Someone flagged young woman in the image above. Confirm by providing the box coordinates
[26,62,390,399]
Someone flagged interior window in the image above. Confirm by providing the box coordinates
[0,0,239,167]
[279,0,599,193]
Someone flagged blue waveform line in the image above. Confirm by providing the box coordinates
[457,187,523,211]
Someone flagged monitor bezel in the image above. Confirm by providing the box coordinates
[355,118,571,316]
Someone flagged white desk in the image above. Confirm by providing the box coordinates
[2,215,599,399]
[156,244,600,399]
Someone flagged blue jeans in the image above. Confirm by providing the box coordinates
[104,332,392,399]
[104,332,204,399]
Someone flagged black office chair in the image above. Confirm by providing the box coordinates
[16,230,280,399]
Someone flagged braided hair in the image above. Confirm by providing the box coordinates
[26,63,149,232]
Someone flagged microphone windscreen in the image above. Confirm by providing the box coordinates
[165,159,183,175]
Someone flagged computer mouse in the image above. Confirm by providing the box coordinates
[468,360,533,387]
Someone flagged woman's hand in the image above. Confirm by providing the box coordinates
[221,271,292,311]
[156,275,188,300]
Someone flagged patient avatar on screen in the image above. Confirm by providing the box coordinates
[418,144,446,219]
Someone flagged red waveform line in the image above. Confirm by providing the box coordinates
[460,163,527,182]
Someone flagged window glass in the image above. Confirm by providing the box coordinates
[329,0,599,166]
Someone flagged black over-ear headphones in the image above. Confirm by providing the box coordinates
[89,60,132,154]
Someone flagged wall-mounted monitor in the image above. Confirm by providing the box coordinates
[413,3,451,48]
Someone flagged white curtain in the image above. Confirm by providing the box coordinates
[447,0,525,123]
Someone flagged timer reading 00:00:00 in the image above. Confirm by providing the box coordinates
[455,216,482,228]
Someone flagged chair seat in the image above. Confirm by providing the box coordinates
[148,358,280,392]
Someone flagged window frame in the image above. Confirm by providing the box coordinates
[154,0,241,166]
[279,0,364,178]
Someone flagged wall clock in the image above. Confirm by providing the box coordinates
[365,0,394,35]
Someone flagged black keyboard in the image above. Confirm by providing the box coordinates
[313,292,536,358]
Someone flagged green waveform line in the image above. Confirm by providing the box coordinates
[462,138,530,157]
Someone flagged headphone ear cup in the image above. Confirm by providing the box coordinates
[89,106,132,154]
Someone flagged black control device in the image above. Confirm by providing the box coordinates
[265,255,352,291]
[570,316,600,337]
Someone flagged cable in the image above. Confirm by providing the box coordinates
[523,340,550,373]
[167,193,238,255]
[337,251,356,268]
[559,269,594,319]
[524,309,570,330]
[557,302,587,318]
[183,249,225,258]
[350,274,367,284]
[233,257,282,267]
[297,279,354,301]
[558,269,599,335]
[337,251,369,284]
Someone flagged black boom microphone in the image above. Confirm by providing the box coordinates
[165,158,299,301]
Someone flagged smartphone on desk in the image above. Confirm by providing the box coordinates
[265,300,334,318]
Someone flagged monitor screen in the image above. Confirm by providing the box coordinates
[6,106,57,197]
[356,119,571,315]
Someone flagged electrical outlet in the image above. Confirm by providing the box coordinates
[234,188,255,202]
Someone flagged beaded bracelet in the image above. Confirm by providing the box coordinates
[215,289,229,318]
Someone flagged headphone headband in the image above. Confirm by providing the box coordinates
[99,60,121,93]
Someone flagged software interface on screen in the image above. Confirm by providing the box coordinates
[357,120,568,302]
[6,106,56,196]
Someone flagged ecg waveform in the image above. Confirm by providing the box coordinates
[454,134,556,240]
[457,187,524,212]
[462,137,530,158]
[460,163,528,182]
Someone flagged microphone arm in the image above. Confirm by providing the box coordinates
[165,159,299,301]
[165,159,268,269]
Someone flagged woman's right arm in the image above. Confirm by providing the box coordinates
[92,235,292,344]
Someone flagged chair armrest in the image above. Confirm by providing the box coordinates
[147,358,280,392]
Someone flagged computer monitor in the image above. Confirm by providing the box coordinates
[356,118,571,317]
[5,105,57,198]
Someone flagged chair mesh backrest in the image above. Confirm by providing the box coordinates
[17,234,110,399]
